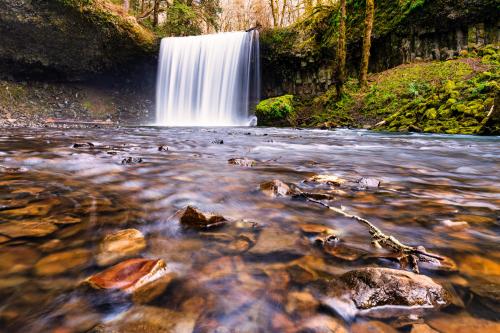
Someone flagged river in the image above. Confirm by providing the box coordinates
[0,127,498,332]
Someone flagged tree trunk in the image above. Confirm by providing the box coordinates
[335,0,346,98]
[153,0,160,27]
[360,0,374,87]
[123,0,129,13]
[279,0,288,27]
[269,0,278,27]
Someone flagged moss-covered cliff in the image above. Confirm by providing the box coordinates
[0,0,157,80]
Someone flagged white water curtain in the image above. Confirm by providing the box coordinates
[156,31,260,126]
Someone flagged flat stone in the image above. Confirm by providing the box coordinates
[228,157,256,167]
[96,229,147,266]
[35,248,91,276]
[91,305,197,333]
[352,321,397,333]
[248,227,303,259]
[0,246,39,275]
[339,267,449,309]
[298,223,337,235]
[179,206,227,230]
[297,315,348,333]
[306,174,346,186]
[358,177,381,188]
[285,291,319,317]
[459,255,500,280]
[0,235,9,243]
[260,180,296,197]
[86,258,174,304]
[427,313,500,333]
[2,200,58,216]
[0,221,57,238]
[411,323,439,333]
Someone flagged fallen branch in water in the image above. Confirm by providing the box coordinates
[294,191,444,274]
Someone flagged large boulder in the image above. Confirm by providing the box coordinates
[0,0,156,80]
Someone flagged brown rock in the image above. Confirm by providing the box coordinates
[459,255,500,280]
[0,221,57,238]
[87,258,165,288]
[91,305,197,333]
[351,321,397,333]
[228,158,256,167]
[2,199,58,216]
[339,267,449,309]
[260,180,296,197]
[0,235,9,243]
[427,313,500,333]
[306,175,346,186]
[411,323,439,333]
[179,206,227,230]
[96,229,147,266]
[38,239,64,253]
[285,291,319,317]
[224,237,252,254]
[298,223,337,235]
[35,248,91,276]
[0,246,40,275]
[454,214,494,224]
[248,227,303,258]
[297,315,348,333]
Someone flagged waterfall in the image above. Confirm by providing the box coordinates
[155,31,260,126]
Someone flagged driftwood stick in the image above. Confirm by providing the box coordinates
[295,191,444,273]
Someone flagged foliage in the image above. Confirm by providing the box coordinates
[308,45,500,135]
[256,95,296,126]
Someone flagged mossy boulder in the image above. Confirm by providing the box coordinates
[256,95,296,126]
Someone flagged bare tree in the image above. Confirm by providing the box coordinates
[335,0,346,97]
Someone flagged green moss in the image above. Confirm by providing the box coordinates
[256,95,296,126]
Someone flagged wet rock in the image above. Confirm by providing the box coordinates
[306,174,346,186]
[0,221,58,238]
[339,267,449,309]
[285,291,319,317]
[211,139,224,144]
[411,323,439,333]
[0,276,28,289]
[323,243,365,261]
[228,158,256,167]
[72,142,94,149]
[468,278,500,315]
[297,315,348,333]
[435,219,469,231]
[157,145,168,152]
[48,216,82,225]
[0,246,40,275]
[35,248,91,276]
[358,177,381,188]
[199,232,234,242]
[248,227,304,259]
[179,206,227,230]
[427,313,500,333]
[454,214,494,224]
[2,200,58,216]
[260,180,296,197]
[0,235,10,243]
[121,157,143,165]
[351,321,397,333]
[458,254,500,281]
[86,258,174,304]
[91,305,197,333]
[38,239,64,253]
[224,237,252,254]
[96,229,146,266]
[298,223,337,236]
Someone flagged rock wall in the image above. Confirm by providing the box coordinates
[261,0,499,98]
[0,0,157,81]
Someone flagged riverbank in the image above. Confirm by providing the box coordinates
[256,45,500,135]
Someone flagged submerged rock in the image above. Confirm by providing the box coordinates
[179,206,227,230]
[248,227,304,259]
[86,258,174,304]
[427,313,500,333]
[121,157,143,165]
[157,145,168,152]
[35,248,91,276]
[91,305,197,333]
[96,229,147,266]
[306,174,346,186]
[211,139,224,144]
[297,315,348,333]
[228,157,256,167]
[339,267,449,309]
[0,221,57,238]
[260,179,296,197]
[351,321,397,333]
[72,142,94,149]
[358,177,381,188]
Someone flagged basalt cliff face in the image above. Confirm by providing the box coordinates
[0,0,157,81]
[261,0,500,98]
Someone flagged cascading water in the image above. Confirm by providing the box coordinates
[155,31,260,126]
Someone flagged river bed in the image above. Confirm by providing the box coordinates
[0,127,499,332]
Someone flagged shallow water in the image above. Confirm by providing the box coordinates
[0,127,498,332]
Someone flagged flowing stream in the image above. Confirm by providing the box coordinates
[0,127,498,332]
[156,31,260,126]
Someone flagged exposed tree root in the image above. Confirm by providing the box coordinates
[294,191,444,274]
